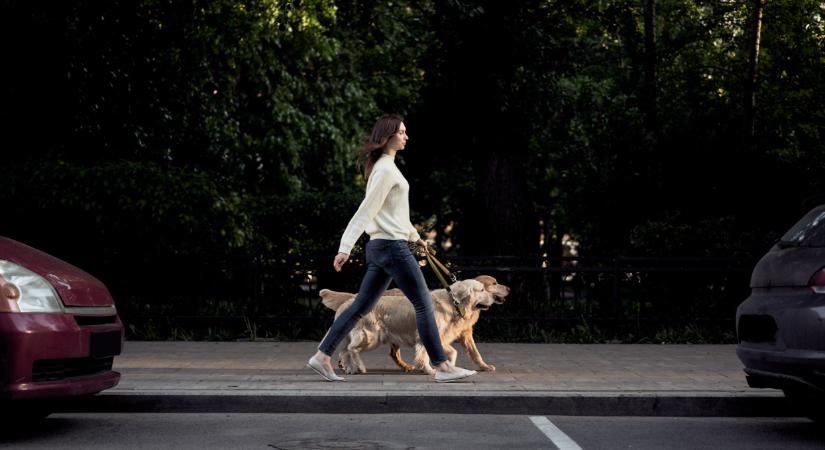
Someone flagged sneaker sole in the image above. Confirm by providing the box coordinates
[434,373,475,383]
[306,363,344,382]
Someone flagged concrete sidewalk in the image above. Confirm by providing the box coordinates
[66,342,789,416]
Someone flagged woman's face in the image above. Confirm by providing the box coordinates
[386,122,409,151]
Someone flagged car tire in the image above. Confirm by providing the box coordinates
[783,388,825,422]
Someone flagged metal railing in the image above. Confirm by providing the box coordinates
[115,254,754,341]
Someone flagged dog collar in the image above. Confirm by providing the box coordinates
[448,291,466,319]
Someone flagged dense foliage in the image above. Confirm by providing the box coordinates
[2,0,824,340]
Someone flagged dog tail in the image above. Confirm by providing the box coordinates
[319,289,352,311]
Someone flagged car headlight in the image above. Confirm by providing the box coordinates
[0,259,64,313]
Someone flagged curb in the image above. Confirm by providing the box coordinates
[52,393,793,417]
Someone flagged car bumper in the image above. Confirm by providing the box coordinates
[736,289,825,392]
[0,312,123,400]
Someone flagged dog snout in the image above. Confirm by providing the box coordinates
[494,286,510,304]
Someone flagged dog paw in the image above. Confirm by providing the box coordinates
[479,364,496,372]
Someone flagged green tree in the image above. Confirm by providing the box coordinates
[2,0,436,292]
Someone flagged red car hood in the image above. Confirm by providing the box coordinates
[0,236,114,307]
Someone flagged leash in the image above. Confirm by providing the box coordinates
[421,246,466,318]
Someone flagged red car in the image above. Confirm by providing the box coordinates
[0,236,123,409]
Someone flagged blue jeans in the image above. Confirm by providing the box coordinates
[318,239,448,366]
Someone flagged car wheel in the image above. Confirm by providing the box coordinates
[783,388,825,422]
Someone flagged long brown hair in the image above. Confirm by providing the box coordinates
[356,114,403,178]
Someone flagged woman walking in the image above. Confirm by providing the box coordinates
[307,114,477,383]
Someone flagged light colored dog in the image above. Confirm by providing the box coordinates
[319,275,509,374]
[389,274,509,372]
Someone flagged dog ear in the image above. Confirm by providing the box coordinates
[464,279,484,293]
[474,275,495,287]
[457,280,485,302]
[451,281,473,302]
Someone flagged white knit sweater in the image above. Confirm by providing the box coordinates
[338,153,420,255]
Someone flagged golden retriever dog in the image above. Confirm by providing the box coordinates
[389,274,509,372]
[319,275,509,375]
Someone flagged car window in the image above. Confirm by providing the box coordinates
[780,204,825,247]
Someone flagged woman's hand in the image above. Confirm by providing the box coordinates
[415,239,432,255]
[333,252,349,272]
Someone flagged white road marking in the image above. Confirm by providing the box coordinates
[529,416,583,450]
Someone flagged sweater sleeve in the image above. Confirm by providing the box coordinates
[337,169,396,255]
[407,222,420,242]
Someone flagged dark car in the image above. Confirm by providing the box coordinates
[0,236,123,415]
[736,203,825,420]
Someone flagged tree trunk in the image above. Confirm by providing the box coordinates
[744,0,764,151]
[478,151,532,256]
[545,220,563,303]
[642,0,658,146]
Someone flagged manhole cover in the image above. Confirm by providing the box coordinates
[269,440,414,450]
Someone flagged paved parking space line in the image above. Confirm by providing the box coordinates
[529,416,583,450]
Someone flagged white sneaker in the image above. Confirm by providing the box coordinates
[307,356,346,382]
[434,367,477,383]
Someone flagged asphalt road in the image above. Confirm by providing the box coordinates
[1,413,823,449]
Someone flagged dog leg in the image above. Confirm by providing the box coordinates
[443,343,459,366]
[390,344,416,372]
[340,350,356,374]
[352,351,367,374]
[413,343,436,375]
[345,331,368,374]
[352,327,384,375]
[459,330,496,371]
[339,347,358,374]
[336,333,350,370]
